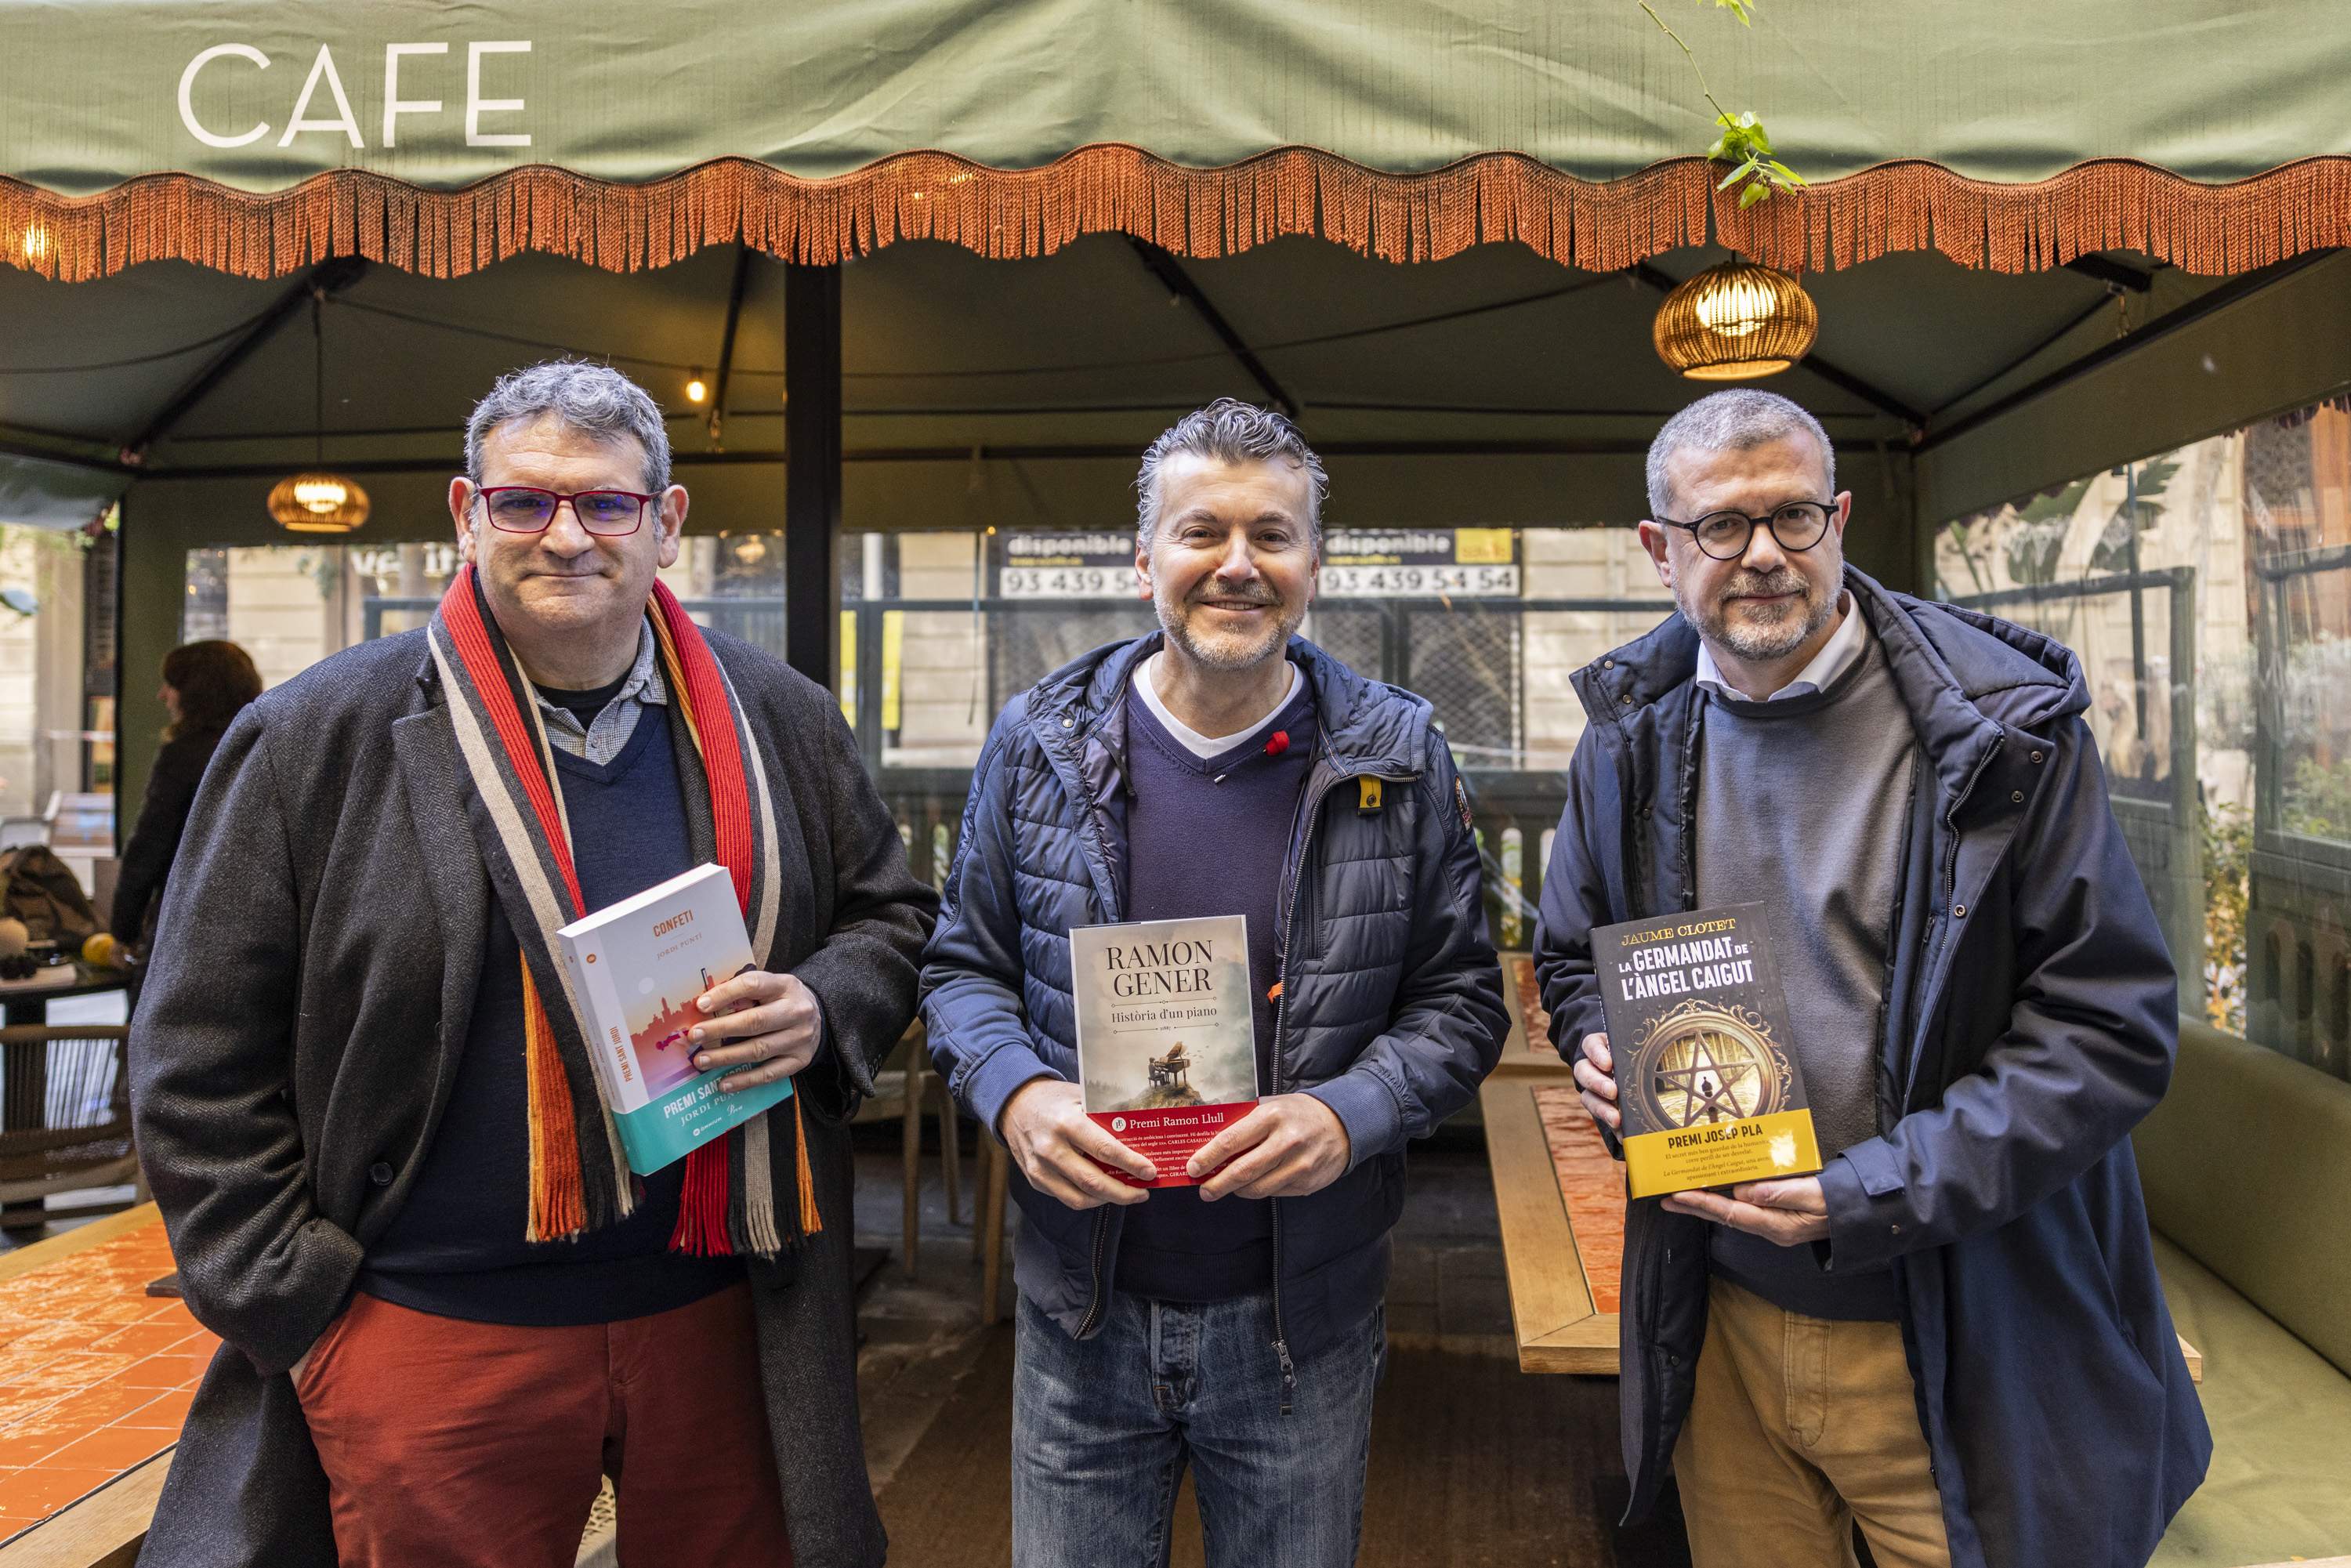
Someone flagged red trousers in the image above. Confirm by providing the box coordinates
[295,1284,791,1568]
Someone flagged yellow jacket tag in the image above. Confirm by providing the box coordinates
[1357,777,1383,813]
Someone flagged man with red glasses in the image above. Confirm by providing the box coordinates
[132,360,935,1568]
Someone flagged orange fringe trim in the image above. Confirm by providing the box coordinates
[520,958,589,1244]
[794,1095,823,1238]
[2,147,2346,283]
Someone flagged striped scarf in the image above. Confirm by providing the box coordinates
[426,563,818,1258]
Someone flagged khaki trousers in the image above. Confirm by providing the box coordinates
[1672,1276,1953,1568]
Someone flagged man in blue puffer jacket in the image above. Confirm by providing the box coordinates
[922,399,1507,1568]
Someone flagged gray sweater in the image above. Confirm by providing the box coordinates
[1695,628,1917,1320]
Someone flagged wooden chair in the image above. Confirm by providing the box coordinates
[0,1026,145,1220]
[852,1022,964,1277]
[976,1135,1011,1324]
[874,1017,1012,1320]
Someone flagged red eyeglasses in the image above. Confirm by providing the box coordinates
[472,486,657,537]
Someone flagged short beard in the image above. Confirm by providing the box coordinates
[1153,578,1302,671]
[1682,567,1835,664]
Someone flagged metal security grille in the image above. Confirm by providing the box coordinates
[1299,603,1384,689]
[1393,603,1521,767]
[988,604,1156,701]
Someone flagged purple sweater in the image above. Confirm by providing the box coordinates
[1114,669,1317,1302]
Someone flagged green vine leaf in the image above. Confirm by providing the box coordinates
[1641,0,1805,205]
[1709,111,1807,205]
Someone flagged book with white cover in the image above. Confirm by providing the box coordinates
[555,863,790,1177]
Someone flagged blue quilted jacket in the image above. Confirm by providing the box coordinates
[921,633,1507,1367]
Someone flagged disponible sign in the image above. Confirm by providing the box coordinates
[993,527,1523,600]
[1318,528,1520,597]
[998,531,1135,599]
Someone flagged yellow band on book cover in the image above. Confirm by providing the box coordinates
[1622,1108,1821,1199]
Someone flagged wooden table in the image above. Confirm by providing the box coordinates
[1483,1073,1622,1374]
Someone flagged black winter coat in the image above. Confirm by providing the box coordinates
[110,720,230,943]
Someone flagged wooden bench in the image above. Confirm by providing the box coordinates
[1492,954,1579,1082]
[2139,1020,2351,1566]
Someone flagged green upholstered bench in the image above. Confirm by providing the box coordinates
[2138,1019,2351,1566]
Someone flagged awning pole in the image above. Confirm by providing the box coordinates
[783,262,842,691]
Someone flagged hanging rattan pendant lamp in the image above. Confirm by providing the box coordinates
[268,294,370,534]
[1652,259,1818,381]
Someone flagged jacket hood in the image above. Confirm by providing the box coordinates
[1572,567,2090,805]
[1025,631,1433,777]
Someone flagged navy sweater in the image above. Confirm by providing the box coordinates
[1113,670,1317,1302]
[360,709,743,1324]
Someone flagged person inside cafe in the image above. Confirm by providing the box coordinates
[921,397,1508,1567]
[1534,388,2210,1568]
[109,639,262,956]
[130,360,936,1568]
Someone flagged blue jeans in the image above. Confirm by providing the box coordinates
[1011,1290,1386,1568]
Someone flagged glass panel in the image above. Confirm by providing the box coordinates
[1934,397,2351,1078]
[179,536,794,683]
[0,525,92,824]
[848,523,1678,949]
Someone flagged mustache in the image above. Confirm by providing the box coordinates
[1189,583,1281,607]
[1716,569,1809,601]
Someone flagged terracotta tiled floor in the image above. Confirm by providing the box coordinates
[1531,1083,1625,1312]
[0,1219,208,1541]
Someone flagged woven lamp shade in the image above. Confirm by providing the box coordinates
[1652,260,1818,380]
[267,473,371,534]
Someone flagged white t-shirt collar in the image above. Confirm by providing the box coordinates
[1133,651,1299,759]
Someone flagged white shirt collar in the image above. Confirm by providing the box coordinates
[1694,592,1867,703]
[1134,651,1298,759]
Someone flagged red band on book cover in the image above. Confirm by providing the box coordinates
[1089,1102,1254,1189]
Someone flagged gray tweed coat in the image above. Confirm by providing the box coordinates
[129,626,936,1568]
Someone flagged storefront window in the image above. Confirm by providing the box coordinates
[178,535,792,681]
[0,523,91,823]
[1934,400,2351,1077]
[843,523,1672,946]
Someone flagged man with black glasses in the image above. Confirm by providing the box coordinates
[133,360,933,1567]
[1534,389,2208,1568]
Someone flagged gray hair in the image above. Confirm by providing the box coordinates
[464,360,672,494]
[1644,389,1835,518]
[1136,398,1328,549]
